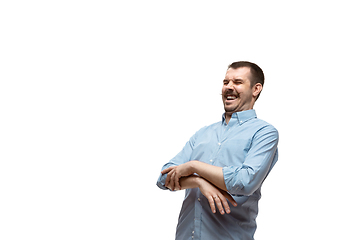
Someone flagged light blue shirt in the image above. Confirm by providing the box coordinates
[157,109,279,240]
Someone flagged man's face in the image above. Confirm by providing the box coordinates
[222,67,254,113]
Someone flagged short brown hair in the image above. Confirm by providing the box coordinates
[228,61,264,100]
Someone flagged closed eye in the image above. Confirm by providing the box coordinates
[223,79,243,85]
[233,79,244,84]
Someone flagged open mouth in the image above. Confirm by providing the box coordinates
[225,95,238,101]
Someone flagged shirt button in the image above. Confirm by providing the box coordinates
[218,142,221,146]
[240,120,243,123]
[198,198,201,202]
[192,231,195,234]
[210,159,213,162]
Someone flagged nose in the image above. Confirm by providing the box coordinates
[225,80,235,90]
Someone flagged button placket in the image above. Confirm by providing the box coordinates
[193,191,202,240]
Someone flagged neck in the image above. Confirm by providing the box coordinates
[225,113,232,124]
[224,101,255,124]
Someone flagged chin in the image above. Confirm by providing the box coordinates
[224,106,237,113]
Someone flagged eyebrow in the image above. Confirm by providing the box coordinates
[223,78,244,82]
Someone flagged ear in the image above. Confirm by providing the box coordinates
[252,83,263,98]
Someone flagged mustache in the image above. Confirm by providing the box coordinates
[220,91,239,97]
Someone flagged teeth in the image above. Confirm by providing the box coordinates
[227,96,236,100]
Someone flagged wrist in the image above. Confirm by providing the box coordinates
[189,160,198,174]
[179,175,202,190]
[194,176,205,188]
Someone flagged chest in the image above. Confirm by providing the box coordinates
[190,125,253,167]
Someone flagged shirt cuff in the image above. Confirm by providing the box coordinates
[223,166,243,195]
[156,173,168,190]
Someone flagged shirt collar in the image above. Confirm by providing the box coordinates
[222,109,257,126]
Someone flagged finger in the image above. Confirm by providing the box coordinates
[206,195,216,213]
[218,194,231,214]
[165,170,174,190]
[161,166,175,175]
[174,173,181,191]
[213,196,225,215]
[170,169,176,191]
[222,191,238,207]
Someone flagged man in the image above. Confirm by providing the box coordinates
[156,61,279,240]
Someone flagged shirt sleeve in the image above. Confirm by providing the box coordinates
[223,125,279,196]
[156,130,198,190]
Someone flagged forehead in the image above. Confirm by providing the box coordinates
[225,67,251,80]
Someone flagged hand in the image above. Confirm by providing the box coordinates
[197,177,237,215]
[161,162,194,191]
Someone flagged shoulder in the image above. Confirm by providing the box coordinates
[190,121,222,140]
[197,120,222,130]
[251,118,279,140]
[188,122,221,140]
[253,118,278,131]
[195,121,221,134]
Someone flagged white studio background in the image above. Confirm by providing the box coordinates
[1,1,359,239]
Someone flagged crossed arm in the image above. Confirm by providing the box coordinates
[161,161,237,215]
[159,126,278,215]
[161,160,226,191]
